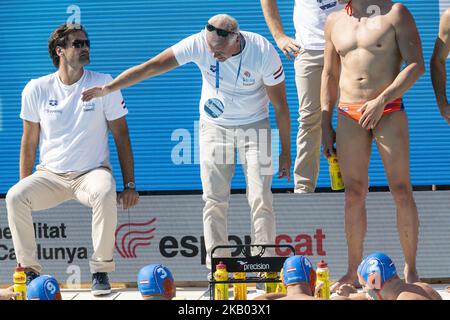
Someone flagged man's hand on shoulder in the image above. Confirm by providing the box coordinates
[81,85,110,102]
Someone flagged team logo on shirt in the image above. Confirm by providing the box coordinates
[242,70,255,86]
[82,101,96,112]
[317,0,338,10]
[210,65,216,73]
[45,99,62,114]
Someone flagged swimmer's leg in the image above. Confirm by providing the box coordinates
[331,114,372,292]
[374,111,420,283]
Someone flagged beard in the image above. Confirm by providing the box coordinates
[79,53,90,66]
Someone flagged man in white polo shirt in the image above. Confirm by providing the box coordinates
[261,0,344,193]
[82,14,291,270]
[5,23,139,296]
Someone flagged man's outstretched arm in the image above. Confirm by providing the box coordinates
[82,48,179,101]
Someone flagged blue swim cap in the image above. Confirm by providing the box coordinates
[137,264,175,299]
[282,256,316,291]
[27,275,61,300]
[357,252,397,290]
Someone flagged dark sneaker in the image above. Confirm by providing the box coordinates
[25,271,40,286]
[91,272,111,296]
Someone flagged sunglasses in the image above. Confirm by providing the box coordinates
[71,39,90,49]
[206,23,235,37]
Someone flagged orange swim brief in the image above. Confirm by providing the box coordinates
[337,98,404,122]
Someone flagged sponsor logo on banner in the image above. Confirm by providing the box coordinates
[114,217,156,259]
[159,229,326,265]
[1,217,325,264]
[0,223,88,263]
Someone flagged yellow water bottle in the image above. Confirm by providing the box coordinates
[233,272,247,300]
[276,268,287,293]
[13,263,27,300]
[264,272,278,293]
[315,260,330,300]
[214,262,229,300]
[328,154,344,190]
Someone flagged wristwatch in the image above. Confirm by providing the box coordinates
[125,182,136,190]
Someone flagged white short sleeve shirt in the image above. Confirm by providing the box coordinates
[171,30,285,126]
[20,70,128,173]
[293,0,344,50]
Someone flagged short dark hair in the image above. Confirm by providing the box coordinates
[48,23,88,68]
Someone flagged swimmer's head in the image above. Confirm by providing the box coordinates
[137,264,176,300]
[27,275,62,300]
[282,255,316,294]
[357,252,398,300]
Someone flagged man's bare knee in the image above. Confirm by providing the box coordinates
[390,183,414,207]
[345,184,367,206]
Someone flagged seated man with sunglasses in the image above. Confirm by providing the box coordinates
[5,23,139,296]
[82,14,291,276]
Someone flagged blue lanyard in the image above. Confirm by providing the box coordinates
[215,35,243,91]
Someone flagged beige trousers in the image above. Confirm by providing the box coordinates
[293,49,324,193]
[6,166,117,274]
[200,118,275,269]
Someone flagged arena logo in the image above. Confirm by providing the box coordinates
[115,217,156,258]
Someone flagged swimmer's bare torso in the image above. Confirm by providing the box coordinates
[330,1,405,102]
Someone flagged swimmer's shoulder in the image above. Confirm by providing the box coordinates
[388,2,415,27]
[325,10,346,33]
[327,10,346,25]
[414,282,443,300]
[444,7,450,18]
[441,7,450,29]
